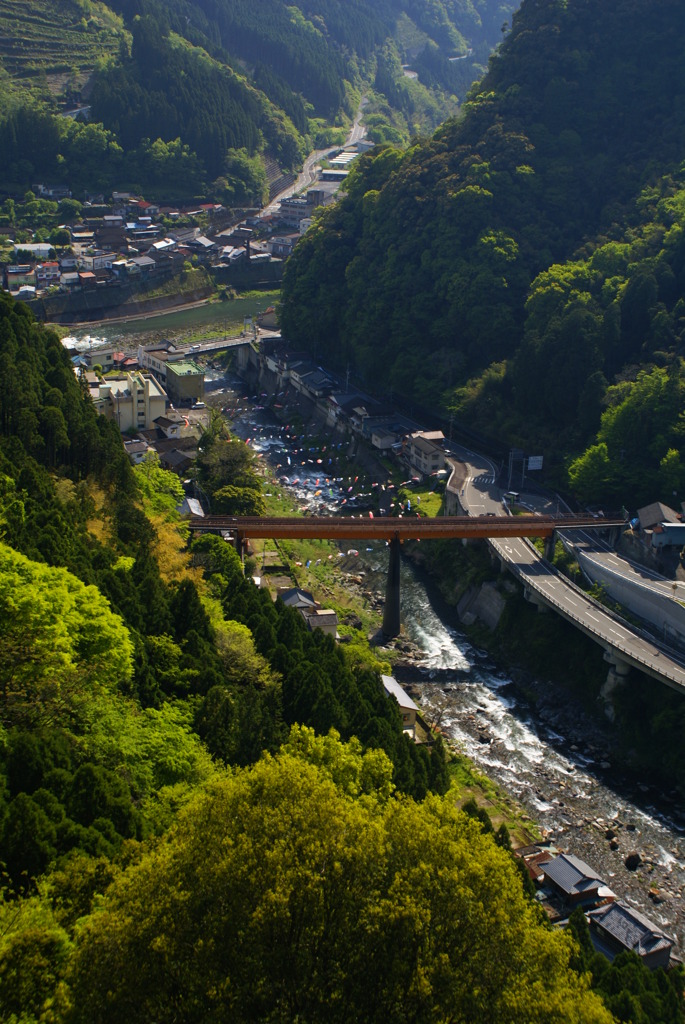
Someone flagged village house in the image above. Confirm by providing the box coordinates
[59,272,81,292]
[302,608,338,637]
[153,414,183,440]
[78,271,97,290]
[187,234,217,260]
[69,227,96,249]
[78,251,117,272]
[94,217,126,251]
[267,233,299,258]
[33,183,72,200]
[35,262,61,289]
[148,238,177,260]
[406,432,446,479]
[131,255,157,275]
[371,427,398,452]
[325,392,360,429]
[514,843,561,885]
[164,359,205,406]
[157,447,197,474]
[293,367,336,402]
[257,306,279,330]
[59,253,78,271]
[5,265,36,293]
[633,501,685,549]
[539,853,615,909]
[587,901,674,970]
[123,439,150,464]
[13,242,53,261]
[80,347,116,372]
[137,342,181,379]
[127,222,162,244]
[278,196,309,228]
[278,588,338,636]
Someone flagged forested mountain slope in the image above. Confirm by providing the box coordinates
[280,0,685,505]
[0,292,645,1022]
[0,0,517,200]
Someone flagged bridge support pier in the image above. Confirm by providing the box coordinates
[382,536,402,638]
[544,532,556,561]
[600,651,631,720]
[524,587,548,612]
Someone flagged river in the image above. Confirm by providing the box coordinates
[60,292,279,351]
[222,373,685,951]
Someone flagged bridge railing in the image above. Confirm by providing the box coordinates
[489,537,685,688]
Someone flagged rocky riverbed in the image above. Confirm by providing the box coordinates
[225,373,685,951]
[376,558,685,951]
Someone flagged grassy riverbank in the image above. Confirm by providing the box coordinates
[57,289,280,346]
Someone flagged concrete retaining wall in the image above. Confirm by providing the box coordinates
[576,548,685,645]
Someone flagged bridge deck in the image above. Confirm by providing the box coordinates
[188,514,622,541]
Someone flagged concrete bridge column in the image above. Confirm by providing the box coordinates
[382,535,402,638]
[524,587,548,612]
[600,651,631,720]
[544,532,556,561]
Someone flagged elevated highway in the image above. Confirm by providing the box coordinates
[446,446,685,696]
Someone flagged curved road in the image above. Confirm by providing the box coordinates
[447,443,685,693]
[567,528,685,601]
[263,97,368,216]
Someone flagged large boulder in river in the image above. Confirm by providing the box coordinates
[624,851,641,871]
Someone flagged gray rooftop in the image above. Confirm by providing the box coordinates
[637,501,680,531]
[382,675,418,712]
[540,853,605,896]
[279,587,318,610]
[589,901,673,956]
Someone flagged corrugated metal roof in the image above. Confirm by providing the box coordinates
[382,675,418,712]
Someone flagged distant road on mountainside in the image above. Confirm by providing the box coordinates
[263,96,368,215]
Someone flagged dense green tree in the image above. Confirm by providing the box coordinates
[567,907,684,1023]
[0,542,133,729]
[65,735,613,1024]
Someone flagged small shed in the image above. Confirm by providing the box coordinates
[381,674,418,736]
[303,609,338,637]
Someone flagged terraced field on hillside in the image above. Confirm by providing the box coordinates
[0,0,124,86]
